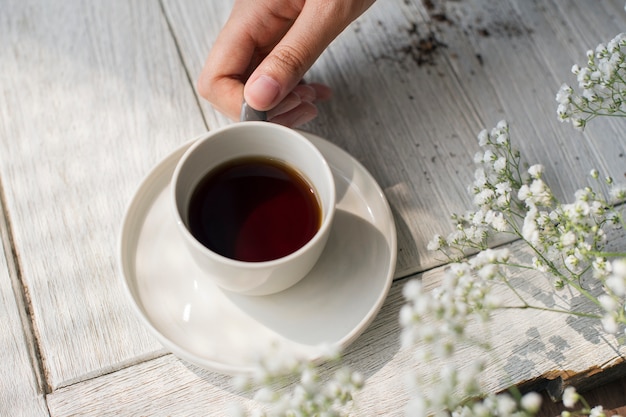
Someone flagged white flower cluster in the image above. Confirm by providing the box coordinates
[406,375,542,417]
[556,33,626,129]
[429,120,626,334]
[519,177,619,281]
[400,248,521,415]
[519,179,626,337]
[230,346,363,417]
[419,118,626,414]
[428,121,519,258]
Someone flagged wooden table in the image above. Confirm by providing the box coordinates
[2,0,625,415]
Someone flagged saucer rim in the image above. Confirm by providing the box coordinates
[119,130,397,374]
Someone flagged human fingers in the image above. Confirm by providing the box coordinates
[267,91,302,119]
[305,82,333,101]
[290,82,334,104]
[266,82,333,125]
[197,0,297,120]
[244,0,374,111]
[269,101,318,127]
[197,29,254,120]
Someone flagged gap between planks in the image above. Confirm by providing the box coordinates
[0,174,51,397]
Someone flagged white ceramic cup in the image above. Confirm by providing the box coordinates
[171,122,336,296]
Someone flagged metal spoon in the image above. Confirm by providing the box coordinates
[240,101,267,122]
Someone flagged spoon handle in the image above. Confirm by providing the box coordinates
[240,101,267,122]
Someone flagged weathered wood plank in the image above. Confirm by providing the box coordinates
[0,208,48,416]
[0,0,206,389]
[46,231,626,416]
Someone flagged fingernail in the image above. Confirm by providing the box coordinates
[245,75,281,110]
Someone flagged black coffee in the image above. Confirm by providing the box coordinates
[187,156,322,262]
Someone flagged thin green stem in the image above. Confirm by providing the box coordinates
[499,305,602,320]
[590,251,626,258]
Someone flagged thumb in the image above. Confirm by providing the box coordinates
[244,44,319,111]
[243,3,354,111]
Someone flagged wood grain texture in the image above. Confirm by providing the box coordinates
[46,232,626,416]
[0,0,206,389]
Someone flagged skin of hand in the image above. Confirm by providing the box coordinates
[197,0,376,127]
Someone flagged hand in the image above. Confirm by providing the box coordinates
[197,0,375,127]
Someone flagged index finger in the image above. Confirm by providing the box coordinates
[197,14,260,120]
[197,1,299,120]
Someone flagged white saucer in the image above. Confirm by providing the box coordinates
[119,131,397,375]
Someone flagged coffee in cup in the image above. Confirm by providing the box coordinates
[186,156,322,262]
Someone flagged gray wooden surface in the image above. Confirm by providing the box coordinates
[1,0,625,415]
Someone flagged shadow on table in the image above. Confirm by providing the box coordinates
[498,288,626,401]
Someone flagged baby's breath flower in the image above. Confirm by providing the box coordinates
[602,312,619,334]
[522,208,541,245]
[590,405,606,417]
[529,179,553,206]
[606,260,626,297]
[562,386,579,408]
[518,184,531,202]
[487,211,508,231]
[528,164,544,179]
[420,118,625,417]
[598,294,618,312]
[254,387,277,403]
[495,181,512,195]
[609,183,626,202]
[560,231,577,248]
[493,156,507,173]
[232,346,362,417]
[556,83,573,104]
[565,254,582,272]
[521,392,542,413]
[474,167,487,188]
[495,133,508,145]
[573,117,586,129]
[428,234,443,251]
[557,33,626,128]
[477,129,489,146]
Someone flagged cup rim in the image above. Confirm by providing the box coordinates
[171,122,336,269]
